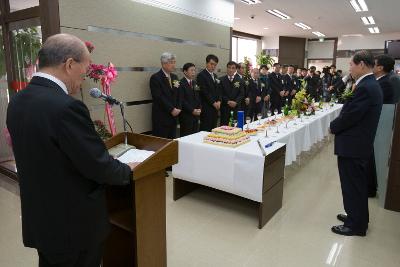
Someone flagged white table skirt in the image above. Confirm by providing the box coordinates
[172,104,342,202]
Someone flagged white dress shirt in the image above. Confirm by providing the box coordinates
[355,72,374,86]
[33,72,68,94]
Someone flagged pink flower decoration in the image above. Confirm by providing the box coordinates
[85,41,95,53]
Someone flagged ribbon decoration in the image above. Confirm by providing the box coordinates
[101,63,118,136]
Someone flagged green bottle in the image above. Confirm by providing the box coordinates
[229,111,234,126]
[283,98,289,116]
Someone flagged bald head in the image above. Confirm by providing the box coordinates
[38,33,89,69]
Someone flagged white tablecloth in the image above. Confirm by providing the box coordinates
[172,104,342,202]
[253,104,343,166]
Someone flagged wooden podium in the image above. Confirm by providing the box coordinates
[103,132,178,267]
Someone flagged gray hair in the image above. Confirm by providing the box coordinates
[38,33,87,69]
[160,52,176,63]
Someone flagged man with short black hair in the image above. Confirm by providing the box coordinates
[373,54,396,103]
[220,61,244,125]
[305,66,321,100]
[179,63,201,136]
[330,50,383,236]
[267,63,285,114]
[7,33,137,267]
[198,54,221,131]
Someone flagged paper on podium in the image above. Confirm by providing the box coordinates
[117,148,155,163]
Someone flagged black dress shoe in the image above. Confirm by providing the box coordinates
[337,214,347,223]
[331,225,366,236]
[368,191,377,198]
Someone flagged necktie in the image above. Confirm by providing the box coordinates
[229,76,233,82]
[189,80,192,87]
[167,76,172,88]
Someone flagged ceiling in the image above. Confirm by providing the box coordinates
[234,0,400,38]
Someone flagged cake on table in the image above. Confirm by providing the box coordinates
[203,126,250,147]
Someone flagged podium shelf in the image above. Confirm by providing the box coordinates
[109,209,135,233]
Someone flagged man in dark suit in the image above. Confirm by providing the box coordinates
[330,50,383,236]
[236,62,249,117]
[285,65,299,105]
[248,68,268,121]
[6,34,137,267]
[179,63,201,137]
[267,63,285,115]
[373,54,396,104]
[220,61,245,125]
[197,54,221,131]
[150,52,181,139]
[305,66,322,100]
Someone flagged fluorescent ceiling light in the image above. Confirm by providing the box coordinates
[263,27,269,30]
[368,27,380,34]
[342,34,363,37]
[361,16,375,25]
[312,31,326,37]
[294,22,311,30]
[350,0,368,12]
[241,0,262,5]
[234,17,240,20]
[266,9,291,20]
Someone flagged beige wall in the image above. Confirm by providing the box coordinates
[59,0,231,133]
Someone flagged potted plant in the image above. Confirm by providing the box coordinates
[256,50,275,68]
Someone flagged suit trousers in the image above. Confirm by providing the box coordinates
[366,149,377,196]
[200,108,218,132]
[180,115,199,137]
[38,243,103,267]
[337,156,369,231]
[270,98,282,115]
[152,123,177,139]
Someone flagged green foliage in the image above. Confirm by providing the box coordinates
[256,51,275,68]
[11,27,42,81]
[243,57,252,80]
[93,120,112,141]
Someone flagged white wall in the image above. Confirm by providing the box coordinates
[307,40,335,59]
[132,0,234,27]
[338,32,400,50]
[262,36,279,49]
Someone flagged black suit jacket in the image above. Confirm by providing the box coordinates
[330,74,383,158]
[179,78,201,120]
[267,72,284,100]
[150,69,181,128]
[220,75,245,112]
[197,69,220,112]
[378,74,395,104]
[247,79,264,110]
[6,76,131,253]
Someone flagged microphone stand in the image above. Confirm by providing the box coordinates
[119,102,128,147]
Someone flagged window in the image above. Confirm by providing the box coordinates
[9,18,42,92]
[232,36,257,66]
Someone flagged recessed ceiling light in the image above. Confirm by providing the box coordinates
[234,17,240,20]
[294,22,311,30]
[350,0,368,12]
[266,9,291,20]
[263,27,269,30]
[361,16,375,25]
[312,31,326,37]
[368,27,380,34]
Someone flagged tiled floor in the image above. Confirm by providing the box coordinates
[1,140,400,266]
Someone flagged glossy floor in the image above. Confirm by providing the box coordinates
[1,140,399,267]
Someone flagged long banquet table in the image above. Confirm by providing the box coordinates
[172,104,342,228]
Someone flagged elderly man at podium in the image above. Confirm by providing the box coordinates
[7,33,137,267]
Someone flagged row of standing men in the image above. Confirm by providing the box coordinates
[150,53,343,139]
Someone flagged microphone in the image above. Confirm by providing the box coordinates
[89,88,121,105]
